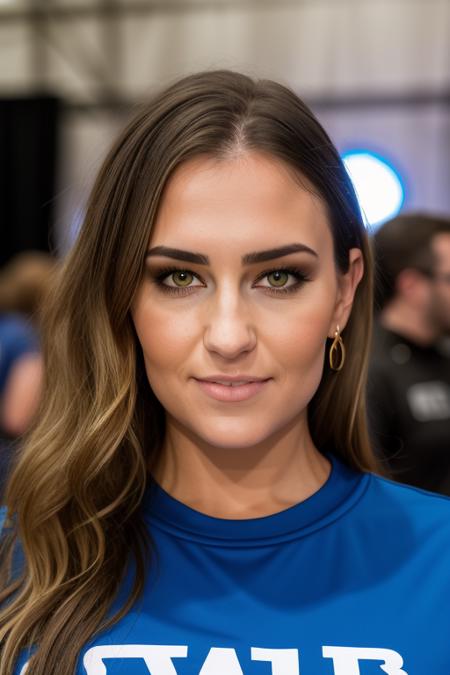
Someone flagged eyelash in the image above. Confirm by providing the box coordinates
[149,265,311,297]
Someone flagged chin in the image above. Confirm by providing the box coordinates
[193,426,273,450]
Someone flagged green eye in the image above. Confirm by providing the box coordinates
[152,264,310,296]
[172,271,194,287]
[267,270,289,287]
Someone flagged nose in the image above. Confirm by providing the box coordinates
[202,291,257,358]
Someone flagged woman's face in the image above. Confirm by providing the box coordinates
[131,151,363,451]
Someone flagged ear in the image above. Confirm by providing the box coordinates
[328,248,364,337]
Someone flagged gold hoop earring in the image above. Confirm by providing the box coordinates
[329,325,345,371]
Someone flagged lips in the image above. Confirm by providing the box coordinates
[194,378,271,402]
[209,380,256,387]
[197,375,269,384]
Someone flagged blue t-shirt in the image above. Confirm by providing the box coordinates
[10,452,450,674]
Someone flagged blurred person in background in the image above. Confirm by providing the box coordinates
[0,251,57,500]
[367,213,450,494]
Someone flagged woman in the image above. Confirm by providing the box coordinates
[2,70,450,675]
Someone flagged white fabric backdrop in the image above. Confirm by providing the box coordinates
[0,0,449,249]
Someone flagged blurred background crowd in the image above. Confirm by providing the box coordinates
[0,0,449,501]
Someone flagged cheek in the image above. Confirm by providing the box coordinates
[275,316,329,395]
[268,294,334,362]
[275,313,329,349]
[132,303,186,371]
[433,288,450,321]
[268,295,334,400]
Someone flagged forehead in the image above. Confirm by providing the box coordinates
[149,151,333,258]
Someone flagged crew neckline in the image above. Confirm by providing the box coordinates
[141,452,370,547]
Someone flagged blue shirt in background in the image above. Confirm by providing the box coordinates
[0,314,40,396]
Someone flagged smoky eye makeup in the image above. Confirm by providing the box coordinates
[144,263,314,297]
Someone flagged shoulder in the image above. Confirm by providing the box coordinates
[367,323,398,375]
[365,472,450,535]
[0,314,37,342]
[370,321,396,351]
[0,315,40,365]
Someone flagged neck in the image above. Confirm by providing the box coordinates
[380,299,438,347]
[150,414,331,519]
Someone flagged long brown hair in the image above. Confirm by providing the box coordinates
[0,69,381,674]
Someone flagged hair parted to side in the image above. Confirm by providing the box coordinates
[0,69,381,674]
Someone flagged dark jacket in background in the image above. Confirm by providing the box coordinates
[367,321,450,495]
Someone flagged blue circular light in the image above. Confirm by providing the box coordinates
[342,151,405,229]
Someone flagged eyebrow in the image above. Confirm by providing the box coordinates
[145,243,318,265]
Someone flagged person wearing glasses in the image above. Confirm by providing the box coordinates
[367,213,450,495]
[2,71,450,675]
